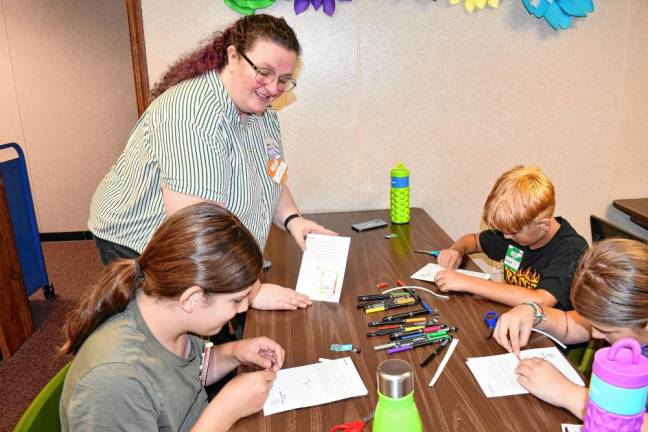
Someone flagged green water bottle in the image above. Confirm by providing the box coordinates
[373,359,423,432]
[390,163,410,224]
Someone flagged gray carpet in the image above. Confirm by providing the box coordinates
[0,240,102,431]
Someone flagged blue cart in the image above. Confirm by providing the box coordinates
[0,143,54,298]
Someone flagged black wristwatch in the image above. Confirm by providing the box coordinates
[283,213,301,232]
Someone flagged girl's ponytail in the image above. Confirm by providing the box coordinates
[61,202,262,355]
[60,259,141,354]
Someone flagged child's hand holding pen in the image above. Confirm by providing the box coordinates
[259,349,278,370]
[437,248,463,269]
[234,337,285,372]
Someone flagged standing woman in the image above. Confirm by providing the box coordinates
[61,203,284,431]
[493,238,648,423]
[88,14,334,310]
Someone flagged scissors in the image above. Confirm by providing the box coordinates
[483,310,499,338]
[330,411,375,431]
[414,249,440,257]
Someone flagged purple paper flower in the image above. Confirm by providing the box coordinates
[294,0,351,17]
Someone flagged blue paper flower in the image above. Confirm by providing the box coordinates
[294,0,352,17]
[521,0,594,31]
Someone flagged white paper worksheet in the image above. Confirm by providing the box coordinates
[295,234,351,302]
[411,263,491,283]
[466,347,585,398]
[263,357,368,416]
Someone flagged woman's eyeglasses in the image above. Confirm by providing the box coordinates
[238,51,297,93]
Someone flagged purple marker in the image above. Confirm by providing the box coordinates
[387,345,414,354]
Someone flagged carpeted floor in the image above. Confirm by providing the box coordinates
[0,240,102,432]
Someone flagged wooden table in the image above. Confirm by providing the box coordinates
[233,208,578,431]
[613,198,648,230]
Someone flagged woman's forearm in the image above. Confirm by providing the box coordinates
[272,186,300,229]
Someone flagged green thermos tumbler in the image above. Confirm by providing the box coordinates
[390,163,410,224]
[373,359,423,432]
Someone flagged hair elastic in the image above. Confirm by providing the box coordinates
[134,260,145,280]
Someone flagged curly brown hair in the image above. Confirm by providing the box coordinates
[150,14,301,99]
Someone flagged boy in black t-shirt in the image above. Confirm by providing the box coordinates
[436,165,588,310]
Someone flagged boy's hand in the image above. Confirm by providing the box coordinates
[250,283,312,310]
[434,269,472,293]
[515,358,577,409]
[213,370,277,421]
[232,337,285,371]
[493,304,535,355]
[437,248,463,269]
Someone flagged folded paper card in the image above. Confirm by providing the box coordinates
[411,263,491,283]
[295,234,351,302]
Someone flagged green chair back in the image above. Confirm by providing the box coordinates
[577,339,601,377]
[13,362,71,432]
[566,339,602,382]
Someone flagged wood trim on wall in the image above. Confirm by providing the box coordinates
[125,0,150,116]
[0,172,34,359]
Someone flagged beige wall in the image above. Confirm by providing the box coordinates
[8,0,640,242]
[141,1,648,246]
[0,0,137,232]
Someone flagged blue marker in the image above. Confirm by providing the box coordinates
[421,301,437,316]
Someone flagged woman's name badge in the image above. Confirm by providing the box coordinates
[504,245,523,272]
[267,158,288,185]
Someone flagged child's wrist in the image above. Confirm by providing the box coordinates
[562,382,588,419]
[521,301,546,326]
[449,246,463,256]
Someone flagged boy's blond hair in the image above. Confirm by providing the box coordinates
[482,165,555,233]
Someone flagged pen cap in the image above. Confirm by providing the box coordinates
[376,359,414,398]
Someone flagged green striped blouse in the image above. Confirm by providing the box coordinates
[88,70,284,252]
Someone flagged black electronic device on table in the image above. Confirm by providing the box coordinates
[351,219,388,232]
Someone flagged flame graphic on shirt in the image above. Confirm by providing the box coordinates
[504,266,540,289]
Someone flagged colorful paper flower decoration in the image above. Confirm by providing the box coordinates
[449,0,499,13]
[294,0,352,17]
[224,0,276,15]
[521,0,594,31]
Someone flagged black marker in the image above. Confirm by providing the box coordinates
[381,308,429,322]
[420,336,452,367]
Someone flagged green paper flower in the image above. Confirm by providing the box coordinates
[224,0,277,16]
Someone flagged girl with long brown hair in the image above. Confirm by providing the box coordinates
[60,202,284,431]
[493,238,648,423]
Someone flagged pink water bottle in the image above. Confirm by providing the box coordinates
[583,338,648,432]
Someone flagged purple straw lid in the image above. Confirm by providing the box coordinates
[592,338,648,389]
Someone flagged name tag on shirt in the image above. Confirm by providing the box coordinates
[267,158,288,185]
[504,245,523,272]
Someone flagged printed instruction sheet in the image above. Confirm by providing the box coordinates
[263,357,368,416]
[295,234,351,302]
[411,262,491,283]
[466,347,585,398]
